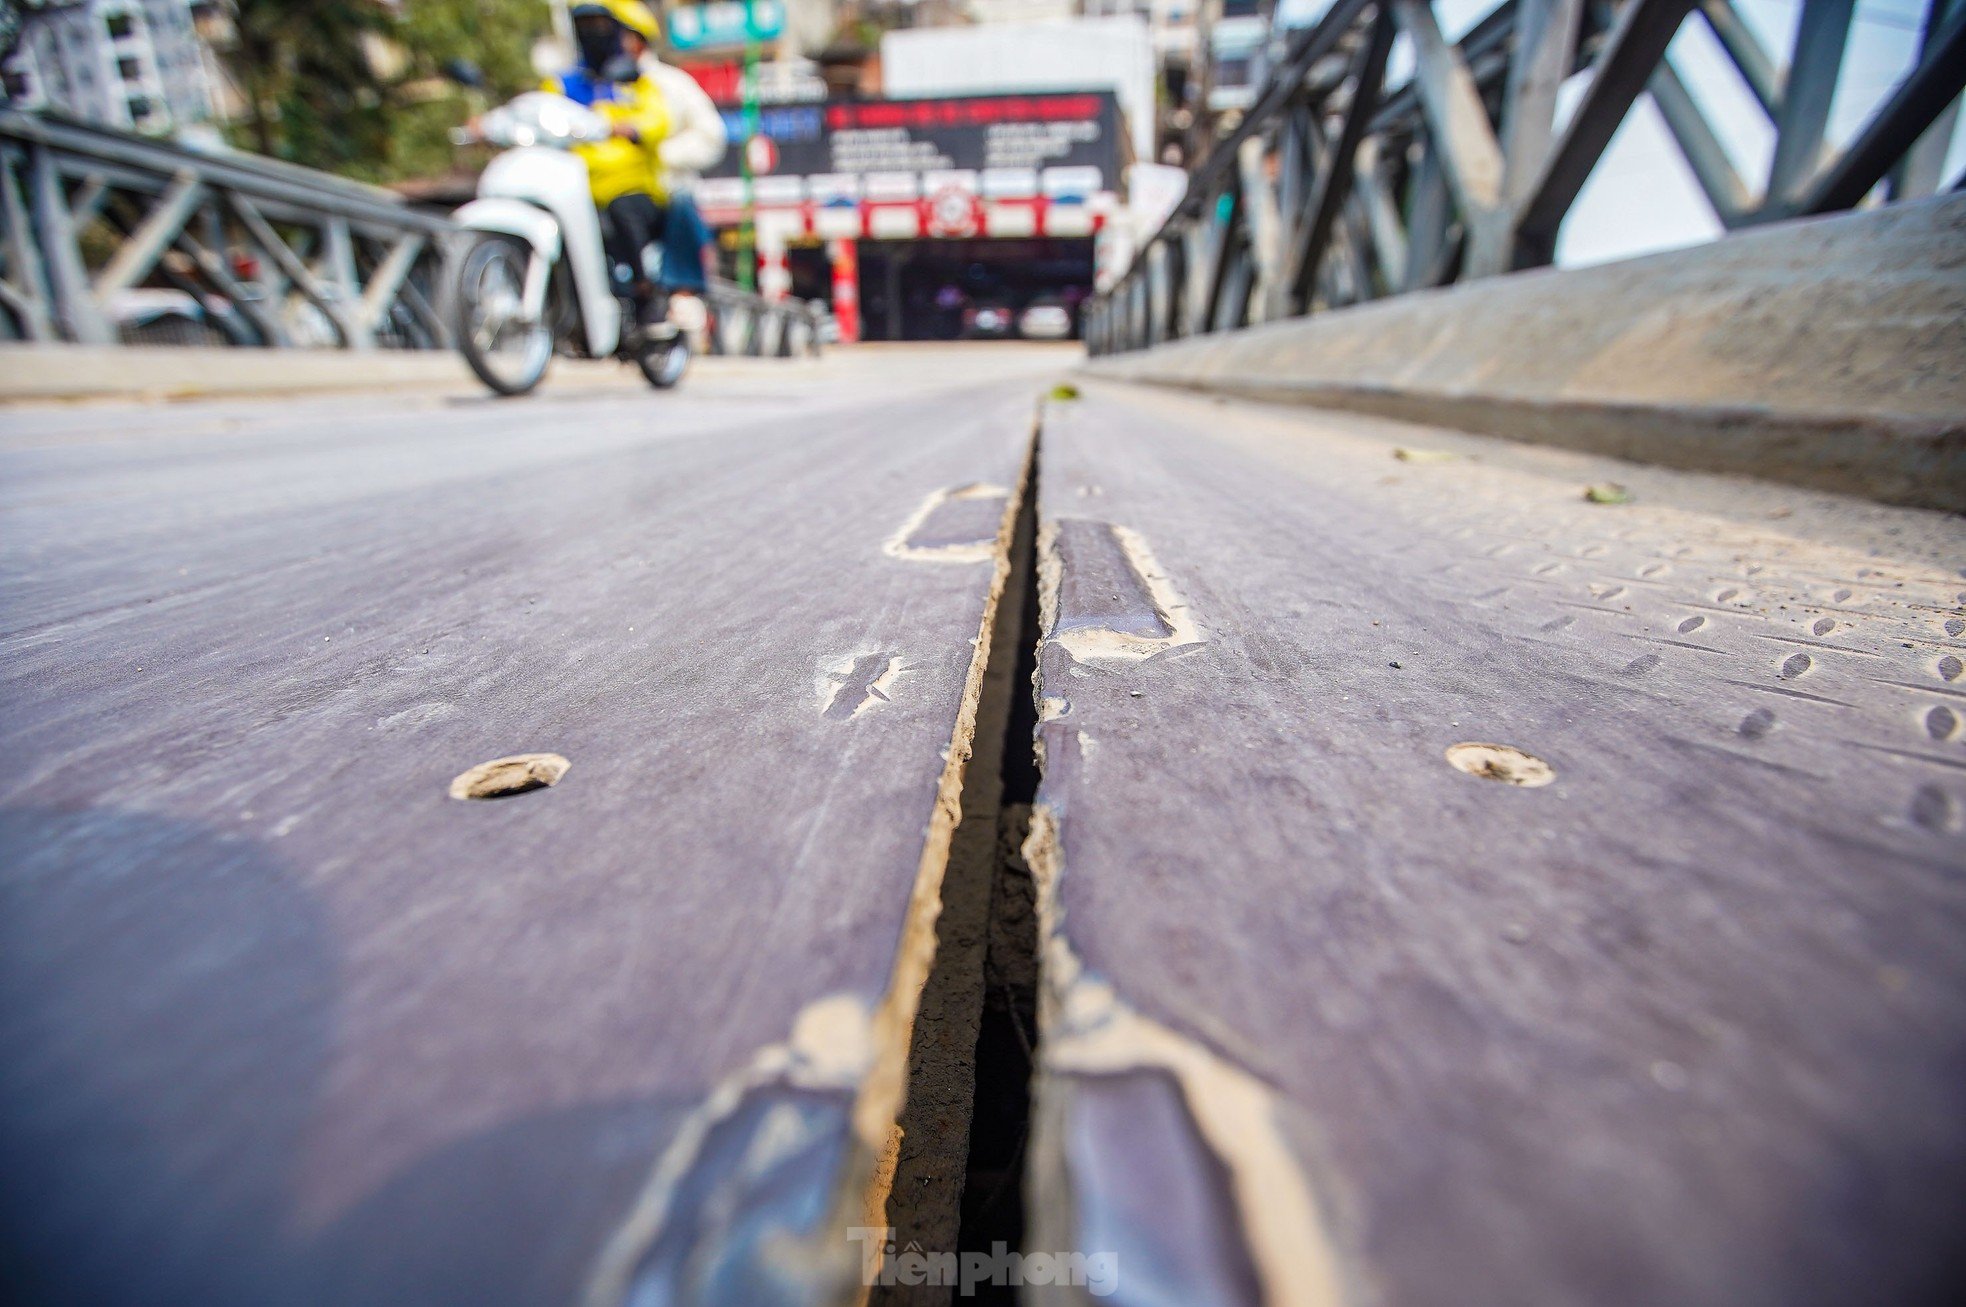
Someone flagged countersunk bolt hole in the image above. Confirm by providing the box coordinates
[449,753,571,801]
[1445,742,1556,788]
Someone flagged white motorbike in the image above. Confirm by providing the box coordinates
[452,92,689,396]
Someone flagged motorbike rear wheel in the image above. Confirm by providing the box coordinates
[455,234,554,397]
[636,335,690,390]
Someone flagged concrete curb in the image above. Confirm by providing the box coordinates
[0,345,478,404]
[1141,379,1965,513]
[1084,196,1966,513]
[0,344,843,405]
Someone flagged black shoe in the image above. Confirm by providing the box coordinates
[622,319,680,355]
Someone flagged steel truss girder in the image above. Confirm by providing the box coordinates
[0,110,453,350]
[1087,0,1966,356]
[0,109,828,356]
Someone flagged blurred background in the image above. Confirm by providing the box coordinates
[2,0,1961,345]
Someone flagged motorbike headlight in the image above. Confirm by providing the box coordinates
[479,105,515,145]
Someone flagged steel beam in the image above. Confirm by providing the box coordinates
[1394,0,1507,228]
[360,233,427,335]
[1888,0,1964,200]
[1369,1,1527,134]
[1794,6,1966,215]
[173,225,289,347]
[1290,9,1397,308]
[1333,201,1378,304]
[1173,0,1378,221]
[225,194,365,349]
[91,171,204,299]
[1403,141,1457,291]
[1183,220,1216,338]
[322,216,370,349]
[1766,0,1856,205]
[1145,241,1171,345]
[67,172,110,227]
[1650,57,1752,224]
[0,143,54,341]
[29,142,111,344]
[1354,140,1411,278]
[1501,0,1587,208]
[397,274,451,350]
[1237,136,1286,323]
[1163,232,1189,342]
[1697,0,1783,118]
[1200,185,1246,335]
[1515,0,1695,268]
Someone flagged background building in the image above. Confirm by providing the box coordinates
[695,87,1126,339]
[881,13,1155,161]
[660,3,1167,341]
[4,0,228,134]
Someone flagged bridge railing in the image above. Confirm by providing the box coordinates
[1086,0,1966,356]
[701,278,829,359]
[0,108,455,350]
[0,109,827,358]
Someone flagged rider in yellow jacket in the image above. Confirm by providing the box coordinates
[545,2,686,330]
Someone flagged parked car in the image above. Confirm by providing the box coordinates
[1018,296,1075,340]
[962,300,1016,339]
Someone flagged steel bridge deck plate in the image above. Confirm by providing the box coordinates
[0,366,1048,1306]
[1028,383,1966,1307]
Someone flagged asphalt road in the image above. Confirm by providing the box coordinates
[0,346,1064,1307]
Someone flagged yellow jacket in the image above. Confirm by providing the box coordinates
[543,69,672,205]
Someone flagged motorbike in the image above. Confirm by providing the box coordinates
[451,92,690,396]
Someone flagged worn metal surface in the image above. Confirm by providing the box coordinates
[0,351,1058,1306]
[1086,0,1966,355]
[1026,384,1966,1306]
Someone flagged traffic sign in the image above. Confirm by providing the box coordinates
[744,134,779,175]
[667,1,785,51]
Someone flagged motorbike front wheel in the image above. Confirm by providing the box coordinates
[454,235,554,397]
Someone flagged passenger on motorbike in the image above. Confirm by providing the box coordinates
[545,1,704,342]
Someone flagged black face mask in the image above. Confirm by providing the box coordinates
[575,19,623,76]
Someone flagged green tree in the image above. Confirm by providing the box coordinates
[395,0,544,98]
[382,0,552,182]
[224,0,549,182]
[227,0,390,168]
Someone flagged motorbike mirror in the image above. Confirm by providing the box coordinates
[443,58,486,90]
